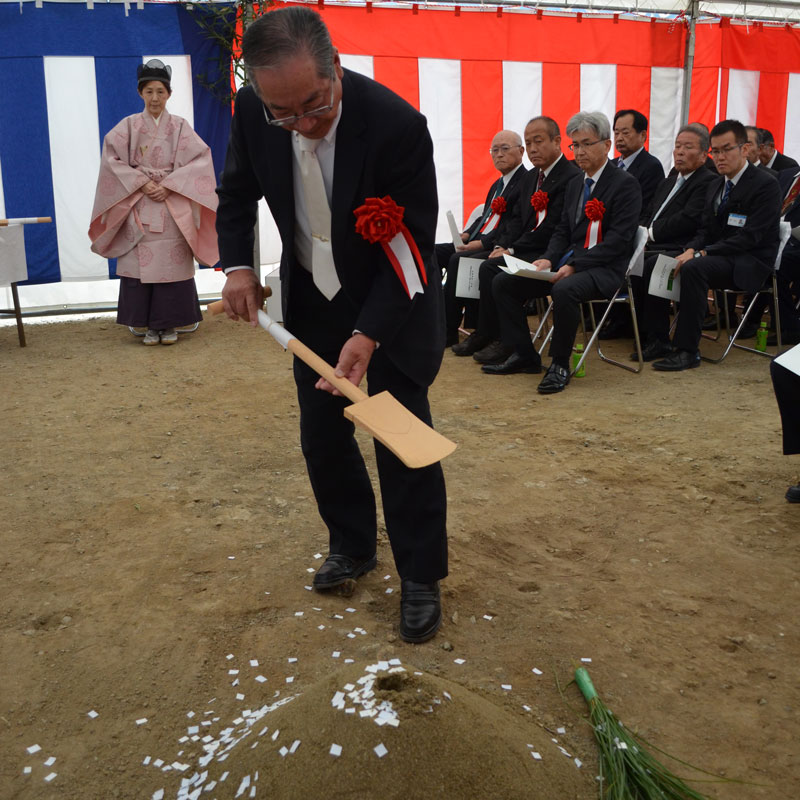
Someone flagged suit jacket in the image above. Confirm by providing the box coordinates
[542,160,643,297]
[623,148,665,213]
[688,162,782,292]
[771,151,799,172]
[505,155,582,260]
[643,167,718,252]
[467,164,528,250]
[216,69,443,387]
[778,167,800,256]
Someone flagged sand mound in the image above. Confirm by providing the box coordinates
[153,660,592,799]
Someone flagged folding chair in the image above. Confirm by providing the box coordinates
[573,225,649,375]
[700,220,791,363]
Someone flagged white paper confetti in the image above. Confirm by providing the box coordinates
[329,743,342,757]
[332,651,341,658]
[23,766,31,774]
[229,669,239,675]
[44,772,57,783]
[44,756,56,766]
[314,553,323,559]
[454,658,465,665]
[532,668,543,675]
[255,675,267,683]
[87,710,99,718]
[575,758,583,768]
[295,612,304,617]
[385,588,393,594]
[286,676,294,684]
[289,739,300,754]
[136,718,148,725]
[345,607,356,613]
[288,657,298,663]
[580,657,592,663]
[374,743,388,758]
[279,746,288,757]
[531,751,543,761]
[26,745,41,755]
[501,684,512,691]
[226,654,235,660]
[236,693,245,701]
[557,727,566,734]
[249,660,259,667]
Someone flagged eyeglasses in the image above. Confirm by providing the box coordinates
[568,140,603,152]
[710,144,743,157]
[489,145,519,155]
[264,76,336,128]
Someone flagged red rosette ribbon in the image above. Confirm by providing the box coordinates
[481,195,507,234]
[354,195,428,298]
[583,197,606,248]
[491,196,507,214]
[530,190,549,229]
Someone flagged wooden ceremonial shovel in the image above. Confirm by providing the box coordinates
[208,296,456,468]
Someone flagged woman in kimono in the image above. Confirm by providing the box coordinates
[89,60,219,345]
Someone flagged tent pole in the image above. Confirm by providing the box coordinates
[680,0,698,125]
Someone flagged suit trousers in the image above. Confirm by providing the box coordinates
[443,249,485,334]
[673,255,742,352]
[490,267,551,358]
[289,268,448,584]
[634,252,673,343]
[770,359,800,455]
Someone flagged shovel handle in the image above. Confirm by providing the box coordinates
[0,217,52,225]
[207,285,272,320]
[285,337,368,406]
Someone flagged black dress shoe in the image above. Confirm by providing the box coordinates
[473,341,514,364]
[737,322,759,339]
[767,330,800,346]
[399,580,441,643]
[537,363,570,394]
[451,332,491,357]
[482,352,542,374]
[312,553,377,590]
[652,349,701,371]
[631,339,673,362]
[787,484,800,503]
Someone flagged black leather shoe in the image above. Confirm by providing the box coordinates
[473,341,514,365]
[737,322,759,339]
[312,553,377,590]
[787,484,800,503]
[451,332,490,357]
[767,330,800,347]
[652,350,701,371]
[399,580,441,643]
[482,351,542,374]
[631,339,673,362]
[537,363,570,394]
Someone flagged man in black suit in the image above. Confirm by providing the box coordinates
[613,109,665,211]
[632,124,718,360]
[512,111,641,394]
[451,116,580,372]
[216,8,447,643]
[759,129,799,172]
[770,354,800,503]
[436,131,526,345]
[772,167,800,343]
[652,119,782,371]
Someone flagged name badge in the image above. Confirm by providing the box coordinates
[727,213,747,228]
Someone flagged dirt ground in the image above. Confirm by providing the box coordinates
[1,312,798,799]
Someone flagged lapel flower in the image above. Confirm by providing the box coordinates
[490,196,507,214]
[585,197,605,222]
[354,196,405,244]
[530,191,549,212]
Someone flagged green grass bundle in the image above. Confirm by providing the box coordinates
[574,667,715,799]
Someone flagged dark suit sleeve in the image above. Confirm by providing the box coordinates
[215,90,265,268]
[637,152,665,211]
[651,172,714,246]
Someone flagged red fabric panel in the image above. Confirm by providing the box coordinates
[688,67,719,130]
[616,65,652,123]
[302,4,683,67]
[756,72,789,153]
[460,60,503,227]
[723,25,800,72]
[718,68,729,121]
[542,62,580,145]
[373,56,420,110]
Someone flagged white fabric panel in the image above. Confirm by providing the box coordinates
[726,68,760,125]
[784,74,800,164]
[144,55,194,126]
[650,67,684,171]
[503,61,542,170]
[419,58,462,240]
[340,54,374,79]
[580,64,616,132]
[0,153,6,218]
[715,67,722,124]
[44,56,108,281]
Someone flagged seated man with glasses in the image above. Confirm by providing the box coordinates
[436,130,527,349]
[216,7,448,643]
[651,119,782,371]
[503,110,641,394]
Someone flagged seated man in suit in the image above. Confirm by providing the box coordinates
[450,116,580,369]
[632,124,718,360]
[435,131,526,345]
[770,352,800,503]
[652,119,782,371]
[613,109,665,212]
[509,111,641,394]
[759,129,799,172]
[771,167,800,344]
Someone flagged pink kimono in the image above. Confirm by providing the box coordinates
[89,110,219,281]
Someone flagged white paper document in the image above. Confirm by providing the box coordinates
[455,257,482,299]
[648,254,681,301]
[500,254,557,281]
[774,342,800,376]
[0,225,28,286]
[446,210,462,248]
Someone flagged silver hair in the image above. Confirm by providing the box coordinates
[242,7,334,97]
[677,123,710,153]
[566,111,611,141]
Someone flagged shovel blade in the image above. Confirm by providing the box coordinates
[343,391,456,469]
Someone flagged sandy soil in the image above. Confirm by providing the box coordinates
[1,313,798,799]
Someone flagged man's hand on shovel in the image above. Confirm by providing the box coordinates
[222,268,263,325]
[316,333,377,397]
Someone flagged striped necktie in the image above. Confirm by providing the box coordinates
[781,175,800,215]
